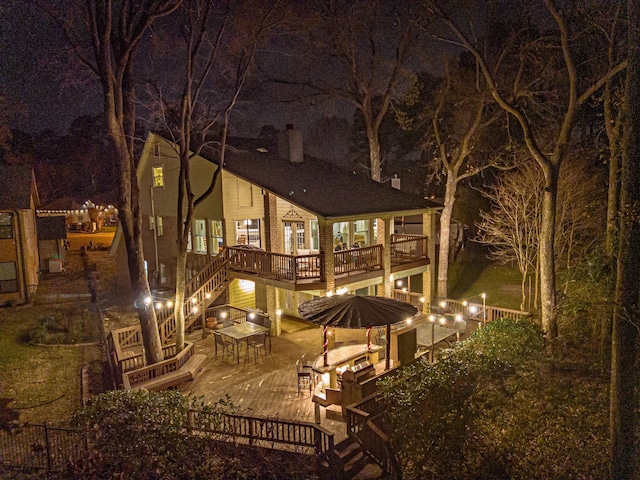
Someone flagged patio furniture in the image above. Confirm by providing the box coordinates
[213,332,235,361]
[217,322,270,364]
[296,360,313,396]
[245,332,267,363]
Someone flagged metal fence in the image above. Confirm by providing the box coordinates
[0,423,86,474]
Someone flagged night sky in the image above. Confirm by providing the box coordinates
[1,2,103,135]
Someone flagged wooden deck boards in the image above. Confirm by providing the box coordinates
[179,320,368,442]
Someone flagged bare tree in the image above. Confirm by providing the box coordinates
[398,54,515,298]
[52,0,182,363]
[152,0,284,351]
[476,160,542,311]
[609,0,640,475]
[268,0,422,182]
[427,0,628,340]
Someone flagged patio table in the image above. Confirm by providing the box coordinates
[217,322,270,364]
[416,323,459,348]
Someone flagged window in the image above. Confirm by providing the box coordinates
[0,261,18,293]
[353,219,369,246]
[194,219,207,254]
[156,216,163,237]
[0,213,13,239]
[152,166,164,188]
[235,219,261,247]
[159,263,167,284]
[296,222,305,250]
[333,222,349,249]
[310,220,319,250]
[149,215,155,231]
[153,143,160,157]
[210,220,223,252]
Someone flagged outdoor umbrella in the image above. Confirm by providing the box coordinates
[298,295,419,370]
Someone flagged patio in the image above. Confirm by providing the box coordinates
[177,314,477,443]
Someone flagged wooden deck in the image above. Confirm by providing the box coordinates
[178,318,371,443]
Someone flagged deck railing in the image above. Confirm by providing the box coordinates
[433,298,532,323]
[392,289,426,311]
[121,342,196,389]
[390,234,428,264]
[188,410,335,456]
[334,245,383,276]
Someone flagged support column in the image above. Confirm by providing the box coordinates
[263,192,280,253]
[319,221,335,293]
[266,285,280,336]
[422,210,437,307]
[376,217,392,298]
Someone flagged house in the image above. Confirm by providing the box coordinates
[0,164,40,306]
[36,215,67,273]
[111,127,441,335]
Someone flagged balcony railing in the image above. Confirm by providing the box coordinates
[227,235,428,284]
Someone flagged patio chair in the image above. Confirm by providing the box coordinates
[296,360,313,396]
[245,333,267,363]
[214,332,235,361]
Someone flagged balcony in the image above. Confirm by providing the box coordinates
[226,235,429,289]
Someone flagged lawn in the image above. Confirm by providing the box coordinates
[0,252,104,426]
[448,243,529,313]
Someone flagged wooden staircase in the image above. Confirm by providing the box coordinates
[156,251,230,345]
[320,438,386,480]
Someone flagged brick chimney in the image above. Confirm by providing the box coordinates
[277,124,304,163]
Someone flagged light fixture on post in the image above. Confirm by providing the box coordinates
[481,293,487,326]
[429,314,435,363]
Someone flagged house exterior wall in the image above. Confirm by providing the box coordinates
[0,207,39,306]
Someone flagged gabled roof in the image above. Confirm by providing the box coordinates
[0,164,38,210]
[201,137,441,220]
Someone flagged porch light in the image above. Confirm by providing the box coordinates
[469,305,478,314]
[155,302,163,310]
[220,311,228,319]
[192,306,199,314]
[429,314,435,322]
[455,314,463,322]
[463,300,468,307]
[405,317,412,325]
[326,291,334,297]
[166,301,173,308]
[144,296,152,306]
[276,309,282,316]
[439,316,446,325]
[402,287,407,293]
[191,297,197,304]
[396,280,403,287]
[440,300,446,308]
[205,292,211,300]
[248,312,256,320]
[419,297,425,303]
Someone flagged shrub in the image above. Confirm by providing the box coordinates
[378,318,610,479]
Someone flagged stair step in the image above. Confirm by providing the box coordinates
[336,441,361,462]
[352,462,384,480]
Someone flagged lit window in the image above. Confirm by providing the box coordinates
[156,216,163,237]
[149,215,155,231]
[210,220,223,252]
[0,261,18,293]
[194,219,207,254]
[159,263,166,284]
[0,213,13,239]
[152,166,164,188]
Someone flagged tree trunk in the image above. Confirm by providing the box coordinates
[437,176,457,298]
[174,249,188,352]
[610,0,639,475]
[366,126,382,183]
[539,162,559,342]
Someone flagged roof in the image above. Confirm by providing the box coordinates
[201,137,441,220]
[37,216,67,240]
[0,164,37,210]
